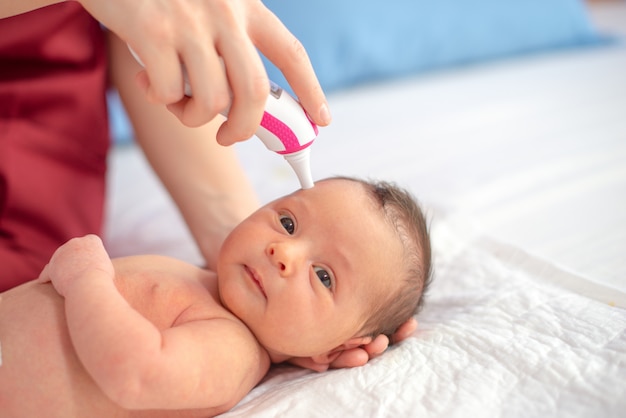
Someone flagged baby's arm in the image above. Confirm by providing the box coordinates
[43,235,267,411]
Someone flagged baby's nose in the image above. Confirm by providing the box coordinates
[266,241,305,277]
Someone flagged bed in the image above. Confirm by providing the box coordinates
[104,1,626,416]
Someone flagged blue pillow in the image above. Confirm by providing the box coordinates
[261,0,606,93]
[107,89,134,145]
[109,0,606,143]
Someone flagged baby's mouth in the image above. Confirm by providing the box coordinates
[244,265,267,298]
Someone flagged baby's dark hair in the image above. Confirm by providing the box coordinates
[330,176,433,340]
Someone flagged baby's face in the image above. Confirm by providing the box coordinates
[217,178,404,358]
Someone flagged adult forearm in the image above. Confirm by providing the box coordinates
[137,121,260,270]
[108,33,259,269]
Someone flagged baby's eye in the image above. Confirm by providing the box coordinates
[279,214,295,235]
[314,266,333,289]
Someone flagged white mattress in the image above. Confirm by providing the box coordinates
[104,3,626,416]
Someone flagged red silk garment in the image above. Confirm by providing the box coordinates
[0,3,109,290]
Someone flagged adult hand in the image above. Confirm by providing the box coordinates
[330,318,418,369]
[288,317,419,372]
[80,0,330,144]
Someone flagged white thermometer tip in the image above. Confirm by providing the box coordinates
[284,149,314,189]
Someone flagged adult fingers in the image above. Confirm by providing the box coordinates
[130,43,186,105]
[329,348,369,369]
[251,7,331,127]
[363,334,389,357]
[214,30,268,146]
[391,317,418,344]
[167,41,231,127]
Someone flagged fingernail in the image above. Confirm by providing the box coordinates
[319,103,332,125]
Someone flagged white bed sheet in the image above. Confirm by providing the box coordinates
[104,3,626,416]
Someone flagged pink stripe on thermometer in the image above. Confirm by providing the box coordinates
[261,110,315,155]
[252,81,318,189]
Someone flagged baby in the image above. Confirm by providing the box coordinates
[0,176,432,417]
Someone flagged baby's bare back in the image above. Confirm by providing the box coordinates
[0,255,235,418]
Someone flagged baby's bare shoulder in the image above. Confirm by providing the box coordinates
[112,254,212,281]
[111,254,225,328]
[176,314,271,400]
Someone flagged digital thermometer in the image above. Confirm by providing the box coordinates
[129,46,318,189]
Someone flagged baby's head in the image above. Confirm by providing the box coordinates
[350,176,432,339]
[217,176,432,363]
